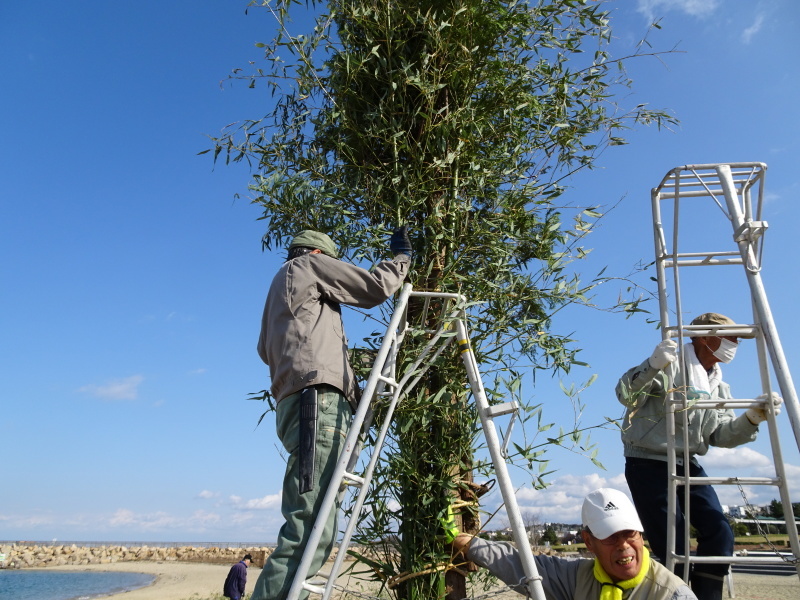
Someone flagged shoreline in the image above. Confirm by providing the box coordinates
[49,561,246,600]
[43,561,800,600]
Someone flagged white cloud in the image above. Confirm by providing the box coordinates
[108,508,179,530]
[741,13,765,44]
[103,508,229,533]
[479,472,633,526]
[187,510,222,527]
[702,448,800,500]
[637,0,719,21]
[227,511,263,526]
[197,490,217,500]
[703,446,773,470]
[0,513,56,527]
[108,508,136,526]
[78,375,144,401]
[4,500,286,542]
[778,462,800,497]
[231,493,283,511]
[480,452,799,529]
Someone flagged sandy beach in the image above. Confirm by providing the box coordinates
[51,561,235,600]
[47,560,799,600]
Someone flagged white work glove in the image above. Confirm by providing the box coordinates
[745,392,783,425]
[648,339,678,369]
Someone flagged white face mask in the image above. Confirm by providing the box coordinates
[712,338,738,363]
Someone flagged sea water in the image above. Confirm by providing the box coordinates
[0,569,155,600]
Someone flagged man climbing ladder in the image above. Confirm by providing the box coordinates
[251,228,411,600]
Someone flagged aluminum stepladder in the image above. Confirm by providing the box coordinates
[650,162,800,584]
[286,283,546,600]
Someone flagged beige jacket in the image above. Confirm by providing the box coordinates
[257,252,409,403]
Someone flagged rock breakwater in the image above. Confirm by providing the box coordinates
[0,543,272,569]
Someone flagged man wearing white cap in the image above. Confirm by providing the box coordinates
[616,312,783,600]
[452,488,696,600]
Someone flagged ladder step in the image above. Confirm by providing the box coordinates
[673,555,796,566]
[671,475,780,486]
[663,323,759,338]
[301,571,334,596]
[663,251,741,259]
[342,472,366,487]
[667,399,766,410]
[301,581,326,595]
[665,257,743,267]
[484,401,519,418]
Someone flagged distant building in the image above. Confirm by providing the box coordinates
[724,504,766,518]
[484,523,583,545]
[727,505,748,518]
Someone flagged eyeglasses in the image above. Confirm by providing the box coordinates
[592,530,642,546]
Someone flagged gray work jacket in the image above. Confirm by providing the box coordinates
[615,358,757,463]
[257,252,409,404]
[466,537,696,600]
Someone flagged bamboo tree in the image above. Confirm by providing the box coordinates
[210,1,674,598]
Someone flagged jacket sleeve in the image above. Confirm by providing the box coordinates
[257,326,269,366]
[465,538,528,593]
[706,383,759,448]
[465,537,580,600]
[312,254,410,308]
[237,562,247,594]
[672,587,699,600]
[616,358,671,409]
[708,412,758,447]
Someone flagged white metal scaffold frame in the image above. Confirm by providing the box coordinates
[650,162,800,582]
[286,284,546,600]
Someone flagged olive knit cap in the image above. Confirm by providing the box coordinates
[289,230,338,258]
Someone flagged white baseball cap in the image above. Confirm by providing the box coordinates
[581,488,644,540]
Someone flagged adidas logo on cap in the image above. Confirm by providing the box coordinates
[603,502,619,512]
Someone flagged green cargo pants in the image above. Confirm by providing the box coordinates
[250,385,352,600]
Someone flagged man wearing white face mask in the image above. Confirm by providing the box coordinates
[615,312,783,600]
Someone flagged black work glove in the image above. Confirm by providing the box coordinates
[389,226,412,256]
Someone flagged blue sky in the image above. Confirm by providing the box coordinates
[1,0,798,543]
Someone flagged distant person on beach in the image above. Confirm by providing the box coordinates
[250,229,411,600]
[452,488,697,600]
[616,312,782,600]
[223,553,251,600]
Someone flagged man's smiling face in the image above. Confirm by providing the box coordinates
[582,528,644,582]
